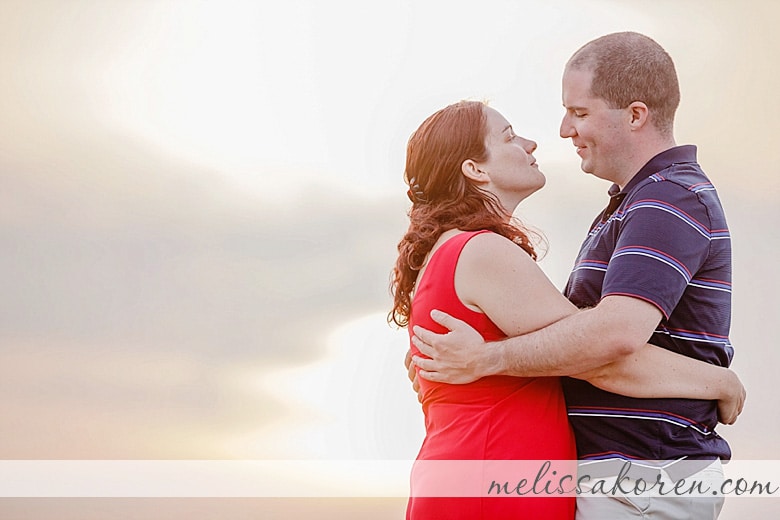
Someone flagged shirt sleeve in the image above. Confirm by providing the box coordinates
[602,181,712,319]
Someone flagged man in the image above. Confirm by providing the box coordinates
[409,32,741,519]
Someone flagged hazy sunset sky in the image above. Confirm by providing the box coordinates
[1,0,778,518]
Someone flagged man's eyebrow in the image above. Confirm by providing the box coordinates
[502,124,512,133]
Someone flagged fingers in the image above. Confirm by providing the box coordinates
[717,373,747,425]
[411,355,435,373]
[405,348,423,400]
[726,404,739,424]
[717,407,736,425]
[726,385,746,424]
[416,368,442,382]
[717,395,745,425]
[411,325,437,348]
[430,309,465,331]
[411,330,436,358]
[411,310,466,346]
[405,348,417,385]
[411,355,442,382]
[411,310,471,356]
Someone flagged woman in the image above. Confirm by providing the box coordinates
[389,100,743,519]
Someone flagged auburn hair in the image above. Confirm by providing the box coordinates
[389,100,538,328]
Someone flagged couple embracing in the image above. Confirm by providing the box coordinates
[390,32,745,520]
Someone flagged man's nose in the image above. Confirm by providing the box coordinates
[560,115,575,139]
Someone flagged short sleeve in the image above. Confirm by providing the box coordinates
[602,181,711,319]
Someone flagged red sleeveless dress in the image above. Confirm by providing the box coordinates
[406,230,576,519]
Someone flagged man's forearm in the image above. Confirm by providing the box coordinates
[489,300,654,377]
[575,345,737,400]
[411,296,660,384]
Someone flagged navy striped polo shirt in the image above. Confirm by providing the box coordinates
[561,145,733,462]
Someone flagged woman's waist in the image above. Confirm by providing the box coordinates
[420,375,564,408]
[422,371,557,392]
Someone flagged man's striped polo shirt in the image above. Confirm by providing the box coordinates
[561,145,733,462]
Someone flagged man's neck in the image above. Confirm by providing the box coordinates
[615,135,677,190]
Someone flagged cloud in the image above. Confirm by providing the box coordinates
[0,111,410,456]
[1,0,779,472]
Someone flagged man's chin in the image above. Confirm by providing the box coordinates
[580,162,593,175]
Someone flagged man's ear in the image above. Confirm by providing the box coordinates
[461,159,489,184]
[628,101,649,130]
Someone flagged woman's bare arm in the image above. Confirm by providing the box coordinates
[449,232,744,423]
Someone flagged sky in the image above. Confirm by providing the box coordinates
[1,0,779,518]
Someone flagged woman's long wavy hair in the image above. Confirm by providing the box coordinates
[389,100,539,328]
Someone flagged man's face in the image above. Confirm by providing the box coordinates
[560,67,630,184]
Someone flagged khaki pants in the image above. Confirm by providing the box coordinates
[576,460,725,520]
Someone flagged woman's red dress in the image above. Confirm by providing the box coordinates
[406,230,576,519]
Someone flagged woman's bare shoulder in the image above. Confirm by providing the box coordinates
[459,231,536,271]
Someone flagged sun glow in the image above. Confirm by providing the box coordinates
[225,313,424,460]
[95,2,330,191]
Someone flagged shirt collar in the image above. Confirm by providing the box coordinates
[607,144,698,198]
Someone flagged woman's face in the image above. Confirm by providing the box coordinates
[473,106,546,208]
